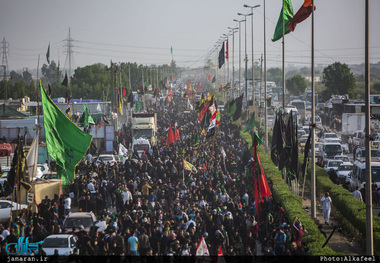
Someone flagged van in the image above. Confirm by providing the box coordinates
[319,142,343,165]
[350,160,380,190]
[131,137,151,158]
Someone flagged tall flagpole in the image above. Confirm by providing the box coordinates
[282,0,286,109]
[311,0,316,219]
[264,0,268,150]
[364,0,373,255]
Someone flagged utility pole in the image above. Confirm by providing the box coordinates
[1,37,9,71]
[64,28,75,78]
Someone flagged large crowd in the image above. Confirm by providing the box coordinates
[0,94,311,257]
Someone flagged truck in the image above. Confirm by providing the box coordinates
[342,113,365,136]
[131,113,157,147]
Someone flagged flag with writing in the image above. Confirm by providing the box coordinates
[40,81,92,186]
[272,0,294,42]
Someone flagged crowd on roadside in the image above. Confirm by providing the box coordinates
[0,94,311,257]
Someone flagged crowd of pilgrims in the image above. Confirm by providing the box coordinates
[0,93,310,257]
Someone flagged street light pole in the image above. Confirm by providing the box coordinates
[238,13,252,110]
[234,19,245,99]
[228,27,238,99]
[263,0,268,150]
[244,4,260,109]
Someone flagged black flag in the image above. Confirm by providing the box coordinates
[232,93,244,121]
[62,73,68,86]
[211,76,216,83]
[301,128,312,178]
[46,43,50,64]
[218,43,225,69]
[48,83,52,97]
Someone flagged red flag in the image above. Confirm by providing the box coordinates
[225,39,229,60]
[207,74,211,81]
[198,102,211,123]
[168,88,173,98]
[219,84,223,93]
[171,75,174,80]
[166,125,175,146]
[122,88,126,97]
[174,124,180,141]
[287,0,316,32]
[196,83,200,93]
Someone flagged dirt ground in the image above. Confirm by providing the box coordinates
[302,188,364,255]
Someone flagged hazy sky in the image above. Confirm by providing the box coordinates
[1,0,379,72]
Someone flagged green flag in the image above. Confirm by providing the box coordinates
[252,131,263,146]
[272,0,294,42]
[79,104,95,127]
[227,99,236,118]
[243,112,256,132]
[40,81,92,186]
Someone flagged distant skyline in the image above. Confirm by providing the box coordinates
[1,0,379,73]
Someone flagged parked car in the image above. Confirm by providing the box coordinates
[0,200,28,223]
[63,212,97,233]
[42,234,77,256]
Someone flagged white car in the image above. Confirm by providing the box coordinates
[324,159,343,173]
[334,155,350,163]
[320,132,339,142]
[0,200,28,223]
[336,162,354,184]
[42,234,77,256]
[96,154,117,166]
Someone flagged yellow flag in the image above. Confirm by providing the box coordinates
[118,98,123,115]
[183,159,197,172]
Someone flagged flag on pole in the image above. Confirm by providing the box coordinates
[46,43,50,64]
[206,111,217,139]
[272,0,294,42]
[207,74,211,81]
[218,42,225,68]
[287,0,315,32]
[96,103,102,112]
[221,147,227,159]
[174,123,180,141]
[183,159,197,173]
[216,111,221,126]
[232,93,244,121]
[119,143,128,157]
[118,98,123,116]
[212,76,216,83]
[217,246,226,263]
[26,131,39,179]
[195,236,210,256]
[193,133,199,149]
[62,72,68,86]
[79,104,95,127]
[225,39,229,60]
[243,112,256,132]
[166,125,176,146]
[40,81,92,186]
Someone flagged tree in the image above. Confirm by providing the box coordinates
[267,68,282,86]
[322,62,357,98]
[286,74,308,96]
